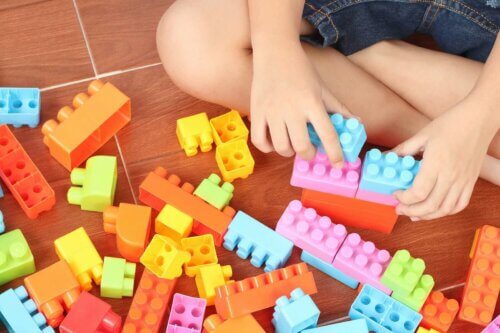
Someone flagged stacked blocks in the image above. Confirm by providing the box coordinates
[392,274,435,312]
[272,288,320,333]
[67,155,117,212]
[100,256,136,299]
[167,293,207,333]
[381,250,426,296]
[203,314,265,333]
[276,200,347,263]
[301,250,359,289]
[156,204,193,241]
[301,319,369,333]
[223,210,293,272]
[482,315,499,333]
[0,229,35,286]
[181,234,218,276]
[140,234,191,279]
[210,110,249,146]
[420,291,459,332]
[176,112,213,156]
[41,79,131,170]
[349,284,422,333]
[0,87,40,128]
[54,227,103,291]
[194,263,233,305]
[194,174,234,210]
[215,139,255,182]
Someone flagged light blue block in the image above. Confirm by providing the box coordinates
[300,251,359,289]
[272,288,320,333]
[0,286,55,333]
[0,210,4,234]
[0,183,4,198]
[302,319,369,333]
[349,285,422,333]
[224,211,293,272]
[359,148,421,195]
[307,113,366,162]
[0,88,40,128]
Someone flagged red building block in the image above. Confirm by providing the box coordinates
[0,125,55,219]
[139,167,236,246]
[420,291,459,332]
[59,291,121,333]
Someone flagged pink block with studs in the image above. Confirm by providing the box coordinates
[355,188,398,206]
[332,233,392,294]
[276,200,348,263]
[291,152,361,197]
[167,293,206,333]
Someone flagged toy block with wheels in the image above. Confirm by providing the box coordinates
[194,263,233,305]
[140,234,191,279]
[167,293,207,333]
[203,314,265,333]
[215,139,255,182]
[272,288,320,333]
[301,250,359,289]
[301,319,369,333]
[181,234,218,276]
[41,79,131,170]
[210,110,249,145]
[100,256,136,299]
[0,229,35,286]
[381,249,426,296]
[155,204,193,241]
[420,291,459,332]
[392,273,435,312]
[0,87,40,128]
[194,173,234,210]
[176,112,213,156]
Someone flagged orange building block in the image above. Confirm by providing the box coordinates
[103,203,152,262]
[41,80,131,171]
[301,189,398,233]
[139,167,236,246]
[459,225,499,326]
[0,125,55,219]
[122,269,177,333]
[203,314,264,333]
[214,263,317,319]
[420,291,459,332]
[24,261,81,327]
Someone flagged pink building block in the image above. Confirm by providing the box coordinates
[332,233,392,294]
[276,200,348,263]
[291,152,361,197]
[482,315,499,333]
[167,293,206,333]
[355,188,398,206]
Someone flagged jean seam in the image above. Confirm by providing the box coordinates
[305,1,341,43]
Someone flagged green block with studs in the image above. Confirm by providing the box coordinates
[392,274,435,311]
[380,249,426,296]
[100,256,136,298]
[193,174,234,210]
[0,229,35,286]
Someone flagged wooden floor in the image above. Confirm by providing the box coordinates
[0,1,498,332]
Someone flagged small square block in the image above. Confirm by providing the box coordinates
[140,234,191,279]
[155,204,193,241]
[215,139,255,182]
[210,110,249,145]
[176,113,213,156]
[0,87,40,128]
[392,274,435,312]
[181,234,218,277]
[194,174,234,210]
[420,291,459,332]
[194,263,233,305]
[167,293,207,333]
[272,288,320,333]
[101,257,136,299]
[381,250,426,297]
[0,229,35,286]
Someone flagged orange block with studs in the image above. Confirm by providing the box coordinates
[203,314,264,333]
[420,291,459,332]
[41,80,131,171]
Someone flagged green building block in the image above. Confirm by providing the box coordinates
[193,174,234,210]
[67,155,117,212]
[100,256,136,299]
[392,274,435,311]
[0,229,35,286]
[380,249,425,296]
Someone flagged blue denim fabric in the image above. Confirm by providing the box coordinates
[302,0,500,62]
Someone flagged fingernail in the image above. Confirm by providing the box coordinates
[410,217,420,222]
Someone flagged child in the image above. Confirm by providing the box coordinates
[156,0,500,221]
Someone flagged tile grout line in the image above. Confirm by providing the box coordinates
[114,135,138,204]
[72,0,98,76]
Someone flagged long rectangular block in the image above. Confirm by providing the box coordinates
[167,294,207,333]
[482,315,499,333]
[0,229,35,286]
[301,251,359,289]
[272,288,320,333]
[420,291,459,332]
[301,319,369,333]
[0,87,40,128]
[355,188,398,206]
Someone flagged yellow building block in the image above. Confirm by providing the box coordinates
[54,227,103,291]
[140,234,191,279]
[194,263,233,305]
[416,328,440,333]
[176,112,213,156]
[215,139,255,182]
[155,204,193,241]
[210,110,249,146]
[181,234,218,277]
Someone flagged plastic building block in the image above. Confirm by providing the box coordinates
[0,210,4,234]
[482,315,500,333]
[0,183,3,198]
[307,113,366,162]
[392,274,435,311]
[0,229,35,286]
[381,250,426,296]
[301,189,398,234]
[359,148,421,195]
[194,263,233,305]
[59,291,121,333]
[155,204,193,241]
[301,319,369,333]
[54,227,103,291]
[276,200,348,263]
[210,110,249,146]
[139,167,236,246]
[459,225,499,326]
[215,139,255,182]
[181,234,218,276]
[176,112,213,156]
[0,125,56,218]
[0,87,40,128]
[349,284,422,333]
[203,314,264,333]
[140,234,191,279]
[214,263,318,319]
[224,210,294,272]
[301,250,359,289]
[194,174,234,210]
[100,256,136,299]
[272,288,320,333]
[332,233,392,294]
[420,291,459,332]
[167,293,207,333]
[103,203,152,262]
[0,286,54,333]
[67,155,117,212]
[41,79,131,170]
[416,328,440,333]
[355,188,398,206]
[291,152,361,197]
[123,269,177,333]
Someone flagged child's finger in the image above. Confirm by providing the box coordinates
[321,87,353,118]
[250,116,274,153]
[268,118,294,157]
[395,161,438,206]
[421,183,463,220]
[451,182,474,215]
[392,132,427,156]
[309,107,343,167]
[286,119,316,160]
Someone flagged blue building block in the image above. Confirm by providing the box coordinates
[272,288,320,333]
[224,211,293,272]
[0,183,4,198]
[302,319,369,333]
[307,113,366,162]
[359,148,421,195]
[0,286,55,333]
[0,210,4,234]
[0,88,40,128]
[349,285,422,333]
[300,251,359,289]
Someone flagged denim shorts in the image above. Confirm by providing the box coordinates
[302,0,500,62]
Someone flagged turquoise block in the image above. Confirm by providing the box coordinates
[0,210,4,234]
[302,319,369,333]
[301,250,359,289]
[272,288,320,333]
[0,88,40,128]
